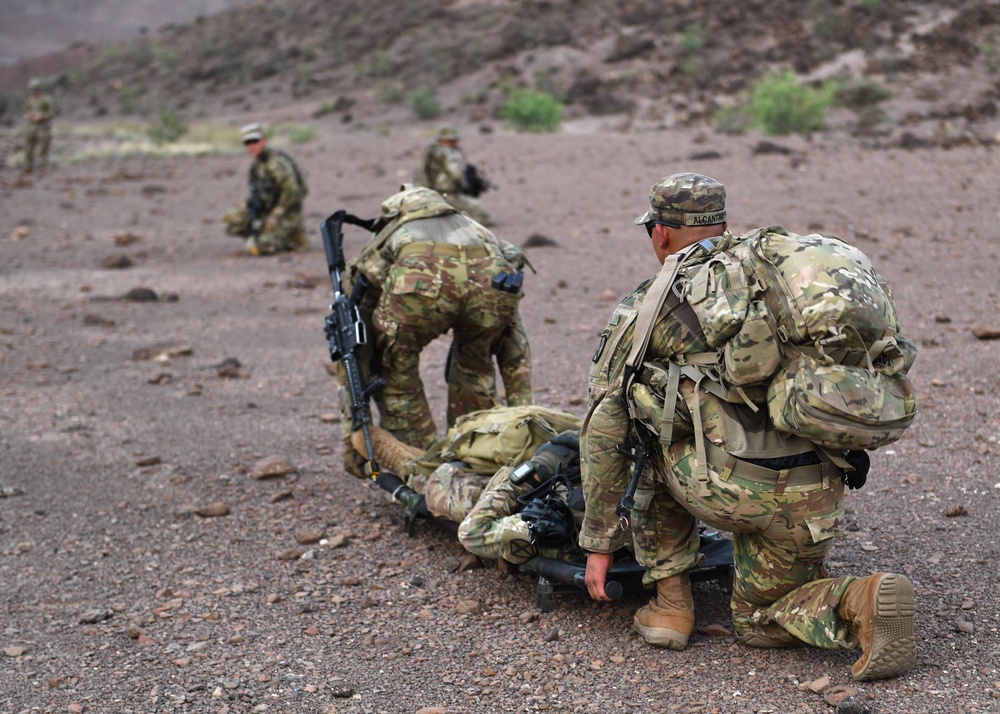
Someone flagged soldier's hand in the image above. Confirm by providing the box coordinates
[584,551,614,602]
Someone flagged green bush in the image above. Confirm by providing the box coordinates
[375,80,404,104]
[500,89,563,133]
[749,71,835,136]
[408,87,442,119]
[147,109,188,145]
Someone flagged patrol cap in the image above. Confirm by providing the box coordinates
[28,78,41,90]
[633,172,727,227]
[240,123,266,143]
[437,125,460,141]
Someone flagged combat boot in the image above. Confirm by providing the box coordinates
[837,572,916,681]
[352,425,424,476]
[632,572,695,650]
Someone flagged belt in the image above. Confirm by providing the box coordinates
[705,441,833,493]
[397,241,493,259]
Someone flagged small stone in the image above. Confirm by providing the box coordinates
[518,610,539,624]
[274,548,304,561]
[3,645,26,657]
[296,529,325,545]
[114,232,141,246]
[195,503,230,518]
[836,695,874,714]
[125,623,144,640]
[320,412,341,423]
[971,326,1000,340]
[599,288,618,302]
[455,599,481,615]
[101,254,133,269]
[823,685,859,706]
[269,490,294,503]
[252,455,295,479]
[801,675,831,693]
[331,686,355,698]
[696,623,731,637]
[457,553,481,571]
[123,287,158,302]
[136,456,161,467]
[944,505,968,517]
[214,357,249,379]
[956,620,975,634]
[79,608,111,624]
[326,534,348,549]
[132,341,193,361]
[522,233,558,248]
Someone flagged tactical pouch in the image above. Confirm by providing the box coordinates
[723,300,782,386]
[491,270,523,295]
[767,353,917,451]
[686,253,750,347]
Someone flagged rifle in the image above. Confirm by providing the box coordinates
[321,210,427,534]
[462,163,496,198]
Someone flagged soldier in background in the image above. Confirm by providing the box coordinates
[222,123,309,256]
[414,126,493,226]
[22,78,53,175]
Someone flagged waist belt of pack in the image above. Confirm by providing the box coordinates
[397,242,492,260]
[705,441,834,493]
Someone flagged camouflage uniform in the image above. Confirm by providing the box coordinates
[351,186,519,448]
[415,127,493,226]
[223,124,308,255]
[581,173,916,675]
[458,463,585,565]
[23,81,53,173]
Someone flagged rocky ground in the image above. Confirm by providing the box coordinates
[0,123,998,714]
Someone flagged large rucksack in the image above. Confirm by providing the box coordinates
[629,226,916,464]
[406,405,583,477]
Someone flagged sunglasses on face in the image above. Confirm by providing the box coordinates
[243,138,261,146]
[645,220,681,238]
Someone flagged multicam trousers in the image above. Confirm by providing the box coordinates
[636,440,859,650]
[24,122,51,172]
[374,246,518,449]
[222,205,307,255]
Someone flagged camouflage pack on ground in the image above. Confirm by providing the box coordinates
[683,225,917,452]
[406,405,583,477]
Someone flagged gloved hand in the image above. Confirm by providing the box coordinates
[510,430,581,485]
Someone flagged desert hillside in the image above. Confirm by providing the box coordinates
[1,0,998,145]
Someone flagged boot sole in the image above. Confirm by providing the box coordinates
[632,617,689,651]
[854,573,916,680]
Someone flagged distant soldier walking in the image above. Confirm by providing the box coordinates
[222,123,309,256]
[23,78,53,175]
[414,126,494,226]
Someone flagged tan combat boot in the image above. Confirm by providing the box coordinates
[837,572,916,681]
[351,425,424,476]
[632,572,695,650]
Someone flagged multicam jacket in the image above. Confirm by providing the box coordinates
[250,148,307,220]
[24,93,53,126]
[415,142,467,196]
